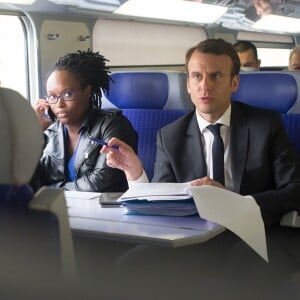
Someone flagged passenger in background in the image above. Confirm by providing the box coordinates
[102,38,300,226]
[32,50,138,192]
[233,40,261,71]
[288,45,300,71]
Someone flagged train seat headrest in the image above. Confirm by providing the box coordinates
[0,88,43,185]
[231,72,300,114]
[104,72,168,109]
[102,71,193,110]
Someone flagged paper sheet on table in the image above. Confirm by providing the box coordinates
[119,182,191,200]
[190,185,268,262]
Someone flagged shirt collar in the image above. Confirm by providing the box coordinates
[196,104,231,133]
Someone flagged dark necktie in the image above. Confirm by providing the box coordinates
[207,124,224,185]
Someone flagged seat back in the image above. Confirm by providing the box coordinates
[0,88,43,185]
[102,71,193,110]
[0,88,76,286]
[232,71,300,154]
[122,109,188,179]
[232,71,300,114]
[103,71,192,179]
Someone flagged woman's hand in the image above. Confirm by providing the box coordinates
[33,99,53,130]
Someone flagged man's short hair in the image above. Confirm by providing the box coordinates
[289,45,300,64]
[233,41,258,61]
[185,39,241,78]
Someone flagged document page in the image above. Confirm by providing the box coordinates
[119,182,191,201]
[190,185,268,262]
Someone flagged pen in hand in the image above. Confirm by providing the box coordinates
[89,136,119,150]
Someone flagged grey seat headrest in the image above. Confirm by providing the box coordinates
[0,88,43,185]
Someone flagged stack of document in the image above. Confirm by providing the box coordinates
[118,182,198,216]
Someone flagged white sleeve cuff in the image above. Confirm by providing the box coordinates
[128,169,149,187]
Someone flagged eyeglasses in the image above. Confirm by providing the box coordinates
[43,88,82,104]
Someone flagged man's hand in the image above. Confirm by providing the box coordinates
[100,137,144,181]
[189,176,225,189]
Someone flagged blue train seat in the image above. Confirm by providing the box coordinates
[232,71,300,154]
[102,71,193,110]
[231,71,300,227]
[103,71,193,179]
[232,71,300,113]
[0,88,76,289]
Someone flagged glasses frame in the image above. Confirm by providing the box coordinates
[43,88,82,104]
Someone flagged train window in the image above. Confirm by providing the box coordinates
[0,15,28,98]
[257,48,291,69]
[237,31,294,70]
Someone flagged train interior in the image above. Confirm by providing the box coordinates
[1,0,300,299]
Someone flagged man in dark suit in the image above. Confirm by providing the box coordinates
[102,38,300,226]
[101,38,300,299]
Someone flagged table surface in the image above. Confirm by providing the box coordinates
[66,192,225,247]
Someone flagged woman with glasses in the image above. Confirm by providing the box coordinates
[32,49,138,192]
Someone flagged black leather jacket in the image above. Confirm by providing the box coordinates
[31,108,138,192]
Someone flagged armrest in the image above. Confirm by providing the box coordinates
[30,187,77,282]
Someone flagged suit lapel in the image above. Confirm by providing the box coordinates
[185,113,207,179]
[230,102,249,193]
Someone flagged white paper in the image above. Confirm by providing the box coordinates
[119,182,191,201]
[190,185,268,262]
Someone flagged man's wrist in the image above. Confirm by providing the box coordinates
[126,169,143,181]
[127,169,149,184]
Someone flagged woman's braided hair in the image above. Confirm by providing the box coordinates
[48,49,112,108]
